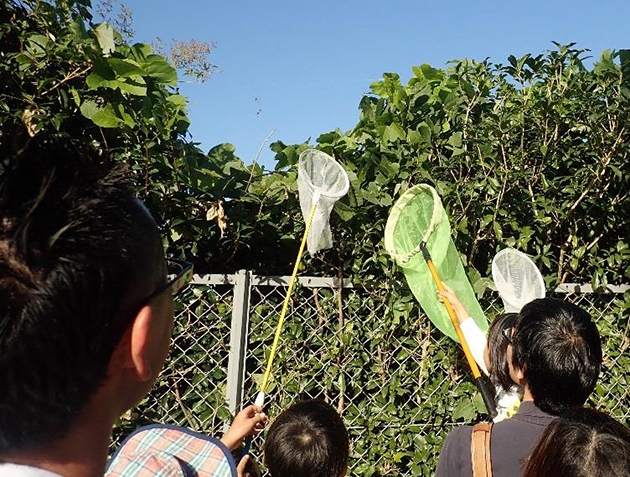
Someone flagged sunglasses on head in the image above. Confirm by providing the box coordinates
[143,259,194,304]
[503,326,514,345]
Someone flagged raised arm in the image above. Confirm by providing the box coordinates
[438,283,489,375]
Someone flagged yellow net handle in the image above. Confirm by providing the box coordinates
[421,242,482,379]
[259,197,319,395]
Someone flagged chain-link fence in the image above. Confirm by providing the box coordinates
[112,273,630,476]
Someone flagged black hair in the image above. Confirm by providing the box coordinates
[487,312,518,392]
[524,407,630,477]
[511,298,602,416]
[0,136,163,453]
[264,399,349,477]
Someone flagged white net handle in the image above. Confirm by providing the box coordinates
[491,248,546,313]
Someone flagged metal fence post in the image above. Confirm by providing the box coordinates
[226,269,251,419]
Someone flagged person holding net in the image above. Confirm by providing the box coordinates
[243,149,349,454]
[441,247,548,422]
[438,284,521,422]
[436,297,603,477]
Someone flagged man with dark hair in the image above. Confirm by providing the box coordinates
[264,400,349,477]
[436,297,602,477]
[0,137,261,476]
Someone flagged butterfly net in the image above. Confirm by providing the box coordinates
[491,248,546,313]
[384,184,488,340]
[297,149,350,255]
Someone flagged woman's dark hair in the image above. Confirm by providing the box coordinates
[0,136,163,453]
[264,399,349,477]
[524,407,630,477]
[487,312,518,391]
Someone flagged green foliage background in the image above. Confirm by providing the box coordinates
[1,1,629,475]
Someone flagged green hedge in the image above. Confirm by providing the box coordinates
[3,2,629,475]
[118,284,629,476]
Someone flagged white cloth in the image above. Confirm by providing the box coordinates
[459,316,489,375]
[0,464,63,477]
[493,382,522,423]
[459,316,523,422]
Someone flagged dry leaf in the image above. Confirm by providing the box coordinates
[22,109,38,137]
[206,200,227,238]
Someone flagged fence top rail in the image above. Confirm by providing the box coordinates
[190,272,354,288]
[554,283,629,294]
[189,272,629,294]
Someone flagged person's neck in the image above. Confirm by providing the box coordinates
[521,384,534,403]
[3,402,117,477]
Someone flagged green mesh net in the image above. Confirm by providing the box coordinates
[384,184,488,341]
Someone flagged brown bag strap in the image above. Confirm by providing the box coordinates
[471,422,493,477]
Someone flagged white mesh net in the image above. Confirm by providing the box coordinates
[297,149,350,255]
[491,248,546,312]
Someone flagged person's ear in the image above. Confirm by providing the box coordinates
[513,365,527,385]
[109,305,155,382]
[129,305,156,381]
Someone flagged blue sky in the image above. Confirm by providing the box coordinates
[122,1,628,169]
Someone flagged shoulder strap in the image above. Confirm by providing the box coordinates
[471,422,493,477]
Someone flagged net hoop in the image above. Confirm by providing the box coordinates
[297,149,350,200]
[492,248,546,312]
[384,183,444,265]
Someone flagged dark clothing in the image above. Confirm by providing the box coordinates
[435,401,555,477]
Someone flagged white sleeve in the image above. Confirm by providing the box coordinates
[459,317,489,375]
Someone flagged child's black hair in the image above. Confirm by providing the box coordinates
[264,399,349,477]
[487,313,518,391]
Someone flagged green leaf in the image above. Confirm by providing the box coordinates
[69,88,81,107]
[413,64,444,82]
[113,103,136,127]
[90,106,124,128]
[116,76,147,96]
[407,129,422,145]
[93,23,115,55]
[167,94,188,108]
[143,54,178,86]
[14,53,33,69]
[87,60,147,95]
[86,72,110,89]
[417,122,431,142]
[26,34,49,57]
[79,100,99,120]
[69,18,89,41]
[452,398,476,420]
[107,58,147,77]
[80,101,120,128]
[447,131,462,148]
[472,277,493,299]
[129,42,153,62]
[382,123,405,144]
[492,221,503,241]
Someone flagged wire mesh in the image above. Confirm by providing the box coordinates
[111,275,630,476]
[111,284,234,448]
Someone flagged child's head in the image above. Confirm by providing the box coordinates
[485,312,518,391]
[264,399,349,477]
